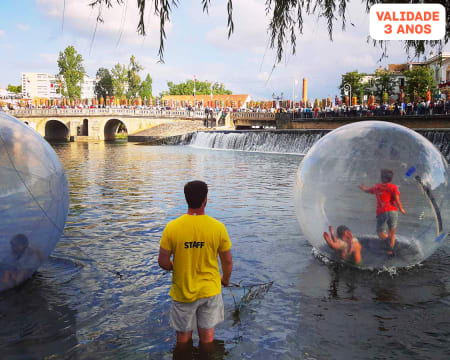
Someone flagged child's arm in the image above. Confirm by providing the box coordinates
[359,185,372,193]
[323,226,344,251]
[350,241,362,266]
[394,193,406,214]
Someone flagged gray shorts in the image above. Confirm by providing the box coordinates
[376,211,398,233]
[169,293,224,332]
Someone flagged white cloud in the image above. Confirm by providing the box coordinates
[16,0,449,100]
[39,53,57,64]
[36,0,170,48]
[205,0,268,51]
[0,30,5,37]
[17,24,30,31]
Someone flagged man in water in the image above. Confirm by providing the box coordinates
[323,225,362,266]
[158,180,233,357]
[359,169,406,253]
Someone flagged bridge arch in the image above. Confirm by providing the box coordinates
[104,118,128,141]
[82,119,89,136]
[45,120,70,141]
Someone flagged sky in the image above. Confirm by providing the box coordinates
[0,0,448,101]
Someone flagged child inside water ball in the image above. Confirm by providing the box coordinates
[323,225,362,266]
[0,234,44,290]
[359,169,406,254]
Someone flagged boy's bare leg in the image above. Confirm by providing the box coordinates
[388,228,396,249]
[377,232,393,253]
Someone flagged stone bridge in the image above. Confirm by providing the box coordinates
[6,108,210,141]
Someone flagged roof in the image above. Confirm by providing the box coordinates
[162,94,250,103]
[388,64,408,73]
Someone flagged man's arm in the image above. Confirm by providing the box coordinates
[219,250,232,287]
[158,247,173,271]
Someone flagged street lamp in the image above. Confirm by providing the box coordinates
[272,92,284,109]
[343,83,352,107]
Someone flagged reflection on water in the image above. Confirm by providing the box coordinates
[0,142,449,359]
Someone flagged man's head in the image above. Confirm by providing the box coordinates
[10,234,29,258]
[380,169,394,183]
[336,225,351,240]
[184,180,208,209]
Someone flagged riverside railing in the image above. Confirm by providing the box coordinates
[6,108,209,119]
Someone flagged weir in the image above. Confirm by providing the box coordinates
[181,129,450,160]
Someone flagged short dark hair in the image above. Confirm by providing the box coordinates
[381,169,394,183]
[336,225,349,238]
[184,181,208,209]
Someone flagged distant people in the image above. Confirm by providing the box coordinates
[360,169,406,253]
[158,181,233,358]
[0,234,44,290]
[323,225,362,266]
[204,108,209,127]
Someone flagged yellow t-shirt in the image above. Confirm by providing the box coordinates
[160,214,232,303]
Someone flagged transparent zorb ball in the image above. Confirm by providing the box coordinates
[0,113,69,291]
[295,121,449,269]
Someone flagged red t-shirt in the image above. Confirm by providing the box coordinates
[368,183,400,216]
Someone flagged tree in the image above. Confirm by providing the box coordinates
[339,71,368,100]
[166,80,232,95]
[127,55,143,99]
[139,74,153,100]
[7,84,22,94]
[88,0,449,62]
[95,67,114,100]
[111,63,128,98]
[373,68,395,103]
[212,82,232,95]
[403,66,436,101]
[57,45,85,100]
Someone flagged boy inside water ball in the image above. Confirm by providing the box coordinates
[323,225,362,266]
[359,169,406,254]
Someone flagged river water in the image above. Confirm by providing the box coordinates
[0,141,449,359]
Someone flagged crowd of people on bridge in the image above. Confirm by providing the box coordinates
[3,97,450,119]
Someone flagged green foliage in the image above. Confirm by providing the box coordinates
[95,67,114,99]
[373,68,395,103]
[403,66,436,100]
[212,82,232,95]
[57,45,85,100]
[127,55,143,99]
[139,74,153,100]
[111,63,128,98]
[166,80,232,96]
[338,71,368,99]
[7,84,22,94]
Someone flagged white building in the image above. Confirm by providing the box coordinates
[361,53,450,100]
[81,75,96,99]
[21,72,97,99]
[418,52,450,85]
[21,72,60,99]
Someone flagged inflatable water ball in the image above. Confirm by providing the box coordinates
[0,113,69,291]
[295,121,449,269]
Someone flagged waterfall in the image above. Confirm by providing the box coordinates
[173,129,450,160]
[187,131,327,155]
[418,131,450,161]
